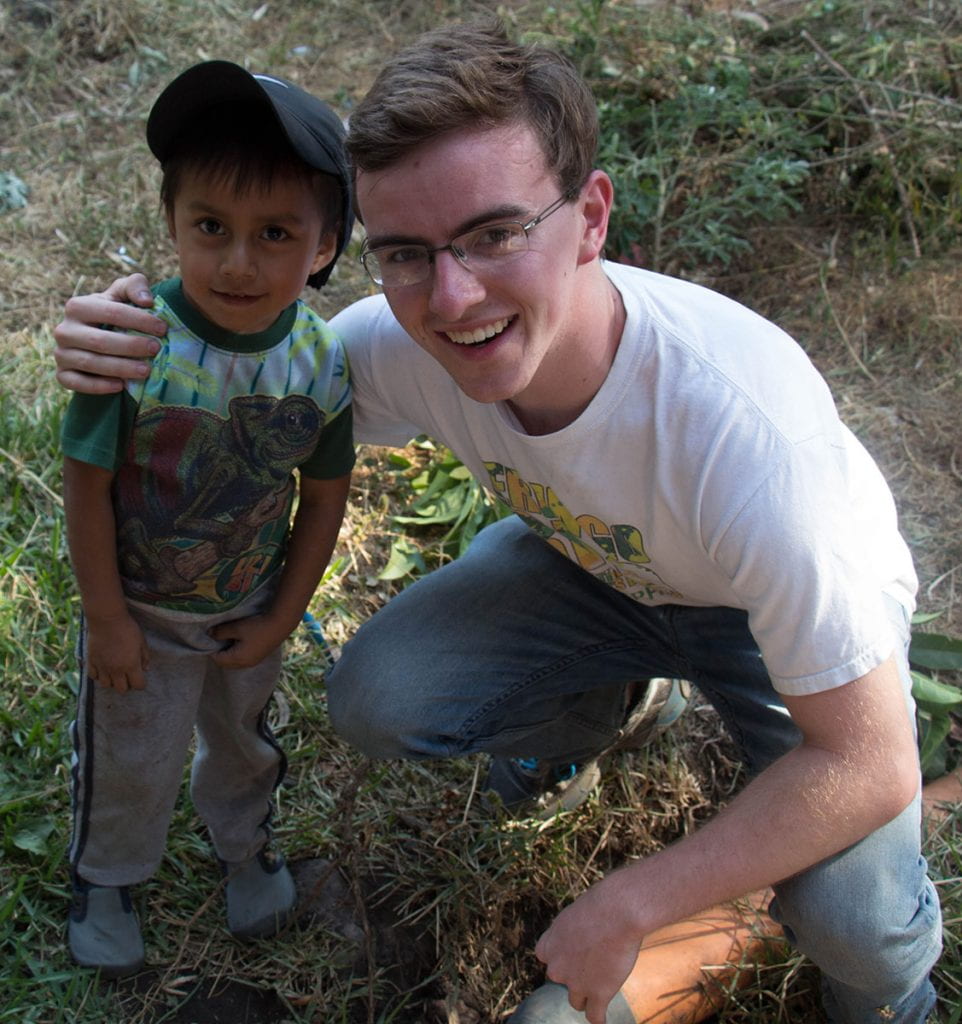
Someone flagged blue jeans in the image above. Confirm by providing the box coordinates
[327,517,942,1023]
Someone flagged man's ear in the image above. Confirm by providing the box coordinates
[166,208,178,242]
[576,170,614,266]
[310,232,339,276]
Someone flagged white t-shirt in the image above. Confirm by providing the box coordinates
[331,261,917,696]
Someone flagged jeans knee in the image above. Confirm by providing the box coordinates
[327,669,388,755]
[772,871,941,997]
[326,651,429,758]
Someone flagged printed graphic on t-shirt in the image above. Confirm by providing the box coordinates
[484,461,682,602]
[113,393,325,609]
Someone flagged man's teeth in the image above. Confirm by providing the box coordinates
[446,317,510,345]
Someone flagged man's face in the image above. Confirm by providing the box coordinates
[355,123,595,413]
[168,167,335,334]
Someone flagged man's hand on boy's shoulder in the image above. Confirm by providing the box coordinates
[54,274,167,394]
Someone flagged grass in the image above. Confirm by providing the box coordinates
[1,0,960,1021]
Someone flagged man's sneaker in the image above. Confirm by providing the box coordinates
[483,757,603,818]
[612,677,690,751]
[221,845,297,939]
[484,678,691,819]
[508,980,636,1023]
[68,878,145,977]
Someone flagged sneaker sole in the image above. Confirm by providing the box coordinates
[613,678,690,751]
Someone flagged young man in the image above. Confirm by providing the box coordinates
[53,22,940,1024]
[60,62,354,976]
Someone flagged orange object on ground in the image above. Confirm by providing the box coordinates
[618,889,785,1023]
[610,770,961,1024]
[922,769,962,828]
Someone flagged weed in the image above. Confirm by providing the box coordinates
[533,0,962,276]
[911,618,962,779]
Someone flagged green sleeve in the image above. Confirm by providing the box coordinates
[61,391,137,471]
[299,405,356,479]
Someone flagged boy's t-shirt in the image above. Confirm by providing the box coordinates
[62,278,355,614]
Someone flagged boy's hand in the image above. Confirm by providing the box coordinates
[85,613,149,692]
[54,273,167,394]
[209,613,291,670]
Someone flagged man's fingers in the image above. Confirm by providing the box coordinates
[566,988,587,1013]
[568,988,609,1024]
[53,335,154,382]
[60,296,166,340]
[585,993,614,1024]
[102,272,153,306]
[54,368,125,394]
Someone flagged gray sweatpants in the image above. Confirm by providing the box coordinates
[68,584,286,886]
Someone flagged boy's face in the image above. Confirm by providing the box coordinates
[167,167,336,334]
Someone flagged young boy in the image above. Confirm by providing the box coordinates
[60,61,355,976]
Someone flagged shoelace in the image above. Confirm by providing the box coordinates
[513,757,579,782]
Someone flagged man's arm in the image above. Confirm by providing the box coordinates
[210,472,351,669]
[63,456,149,691]
[54,274,166,394]
[534,656,919,1024]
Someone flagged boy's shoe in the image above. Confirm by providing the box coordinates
[484,678,691,819]
[68,878,145,978]
[221,845,297,939]
[508,981,636,1023]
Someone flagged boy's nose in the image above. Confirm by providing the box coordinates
[221,241,255,278]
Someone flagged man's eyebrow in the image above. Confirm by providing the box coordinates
[364,203,530,249]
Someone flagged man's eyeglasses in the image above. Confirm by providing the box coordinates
[359,190,577,288]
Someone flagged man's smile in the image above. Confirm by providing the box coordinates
[444,316,512,346]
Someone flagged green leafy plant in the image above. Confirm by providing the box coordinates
[378,442,508,582]
[910,619,962,780]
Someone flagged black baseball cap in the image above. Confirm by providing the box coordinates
[147,60,353,288]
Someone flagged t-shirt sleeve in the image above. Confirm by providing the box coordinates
[61,391,136,471]
[299,404,356,479]
[330,295,426,448]
[715,432,900,695]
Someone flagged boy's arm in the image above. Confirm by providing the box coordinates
[210,472,351,669]
[63,456,149,691]
[54,274,166,394]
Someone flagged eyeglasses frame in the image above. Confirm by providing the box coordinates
[359,187,579,287]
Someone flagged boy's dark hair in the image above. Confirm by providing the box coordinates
[347,19,598,199]
[159,104,343,271]
[147,62,353,288]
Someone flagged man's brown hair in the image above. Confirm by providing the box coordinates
[347,19,598,198]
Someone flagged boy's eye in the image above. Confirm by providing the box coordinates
[198,218,224,236]
[263,225,289,242]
